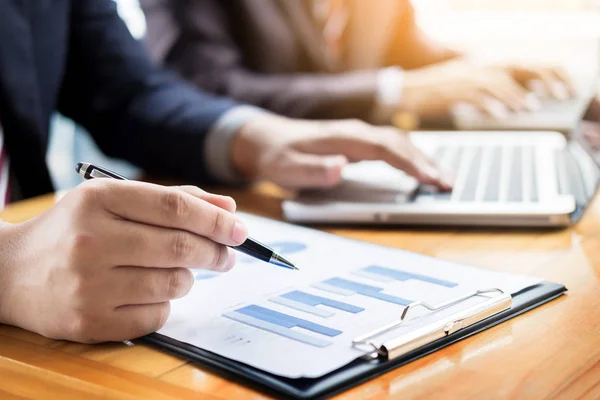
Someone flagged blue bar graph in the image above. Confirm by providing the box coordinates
[235,305,342,337]
[360,266,458,288]
[270,290,364,317]
[319,278,411,305]
[283,291,364,313]
[311,282,354,296]
[223,311,332,347]
[270,296,335,318]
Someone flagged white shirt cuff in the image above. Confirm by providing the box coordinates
[204,105,269,184]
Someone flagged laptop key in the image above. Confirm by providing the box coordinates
[530,147,538,202]
[484,146,502,201]
[460,147,482,201]
[507,146,523,202]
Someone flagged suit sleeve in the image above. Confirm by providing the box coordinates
[141,0,380,121]
[57,0,240,184]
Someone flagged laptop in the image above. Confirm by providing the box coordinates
[282,128,600,227]
[451,78,597,133]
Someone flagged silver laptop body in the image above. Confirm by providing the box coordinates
[282,129,600,227]
[452,81,596,133]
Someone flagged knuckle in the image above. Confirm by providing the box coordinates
[148,302,171,334]
[67,231,97,262]
[211,244,229,270]
[346,118,368,132]
[68,313,98,343]
[166,268,193,299]
[76,180,106,206]
[68,274,90,301]
[170,231,194,264]
[162,190,190,221]
[209,209,229,238]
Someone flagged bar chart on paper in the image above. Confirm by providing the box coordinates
[220,264,461,348]
[313,277,412,305]
[270,290,364,318]
[223,304,342,347]
[353,266,458,288]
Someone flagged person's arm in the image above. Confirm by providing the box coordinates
[57,0,243,185]
[140,0,381,121]
[385,0,463,70]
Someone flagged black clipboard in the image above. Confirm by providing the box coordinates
[141,281,566,400]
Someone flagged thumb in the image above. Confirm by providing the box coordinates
[274,152,348,189]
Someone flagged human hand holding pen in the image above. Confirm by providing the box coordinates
[0,178,249,343]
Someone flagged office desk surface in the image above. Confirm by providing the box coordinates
[1,184,600,400]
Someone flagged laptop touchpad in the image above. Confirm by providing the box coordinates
[297,161,419,203]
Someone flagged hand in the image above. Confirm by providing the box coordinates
[499,63,573,100]
[231,115,453,190]
[0,180,248,343]
[400,59,573,119]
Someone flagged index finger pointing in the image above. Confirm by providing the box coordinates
[93,180,248,246]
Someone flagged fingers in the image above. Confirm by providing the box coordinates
[85,180,248,246]
[292,122,452,190]
[111,266,195,306]
[66,302,171,343]
[481,75,530,112]
[177,185,237,213]
[102,302,172,342]
[104,219,237,271]
[515,66,573,99]
[272,152,348,188]
[386,140,453,190]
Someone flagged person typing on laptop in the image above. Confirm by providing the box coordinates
[140,0,591,127]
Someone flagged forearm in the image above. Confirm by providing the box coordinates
[186,68,380,121]
[79,76,239,185]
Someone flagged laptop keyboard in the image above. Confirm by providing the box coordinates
[420,145,538,203]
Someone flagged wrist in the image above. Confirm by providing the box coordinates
[0,222,22,326]
[231,113,289,180]
[398,69,430,114]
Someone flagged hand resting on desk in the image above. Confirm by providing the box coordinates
[0,180,248,343]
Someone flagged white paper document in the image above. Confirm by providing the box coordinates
[158,213,541,379]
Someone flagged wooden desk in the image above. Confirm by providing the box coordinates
[1,184,600,400]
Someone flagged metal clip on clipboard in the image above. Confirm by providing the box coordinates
[352,288,512,360]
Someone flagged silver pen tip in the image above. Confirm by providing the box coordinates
[270,253,299,270]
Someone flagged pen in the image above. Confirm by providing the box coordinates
[75,162,298,271]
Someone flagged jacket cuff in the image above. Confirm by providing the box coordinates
[204,105,269,184]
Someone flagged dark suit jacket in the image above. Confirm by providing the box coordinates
[140,0,423,121]
[0,0,237,200]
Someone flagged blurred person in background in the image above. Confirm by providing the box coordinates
[140,0,600,128]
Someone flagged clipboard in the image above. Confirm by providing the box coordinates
[141,281,566,400]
